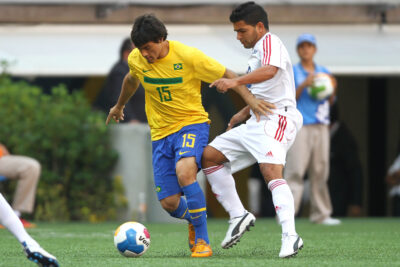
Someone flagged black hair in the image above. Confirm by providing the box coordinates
[119,38,132,60]
[229,1,269,30]
[130,14,168,48]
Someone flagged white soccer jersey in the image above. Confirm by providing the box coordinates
[208,32,303,169]
[247,33,300,125]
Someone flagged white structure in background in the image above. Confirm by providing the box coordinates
[1,24,400,76]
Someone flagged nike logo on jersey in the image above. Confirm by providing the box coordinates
[142,69,152,73]
[179,151,190,155]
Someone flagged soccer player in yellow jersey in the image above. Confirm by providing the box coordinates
[106,14,274,258]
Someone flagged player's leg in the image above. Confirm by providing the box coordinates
[261,163,303,258]
[159,193,195,252]
[174,122,212,257]
[176,157,211,257]
[284,127,312,214]
[152,137,196,253]
[246,113,302,258]
[202,126,256,249]
[0,193,59,266]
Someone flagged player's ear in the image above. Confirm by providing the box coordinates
[256,22,264,34]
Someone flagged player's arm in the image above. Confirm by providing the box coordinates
[226,105,251,131]
[211,65,278,91]
[211,68,275,121]
[106,73,140,125]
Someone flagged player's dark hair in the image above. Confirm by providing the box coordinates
[131,14,168,48]
[229,1,269,30]
[119,38,132,60]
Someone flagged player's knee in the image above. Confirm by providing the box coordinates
[28,158,41,179]
[260,164,283,183]
[160,195,179,212]
[176,158,197,186]
[201,146,226,168]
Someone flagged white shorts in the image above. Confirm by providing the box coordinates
[209,110,302,174]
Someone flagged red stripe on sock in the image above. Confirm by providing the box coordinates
[203,165,224,175]
[269,180,287,191]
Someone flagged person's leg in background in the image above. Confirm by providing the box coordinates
[0,155,40,228]
[308,125,340,225]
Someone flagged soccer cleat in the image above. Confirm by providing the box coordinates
[191,239,212,258]
[20,218,36,228]
[221,211,256,249]
[188,223,195,252]
[279,233,303,258]
[320,217,341,226]
[22,242,59,267]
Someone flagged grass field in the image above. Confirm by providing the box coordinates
[1,218,399,267]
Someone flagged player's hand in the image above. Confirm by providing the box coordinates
[248,98,275,122]
[106,105,125,125]
[210,78,239,93]
[226,110,249,131]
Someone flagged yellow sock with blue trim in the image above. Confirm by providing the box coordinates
[182,181,209,244]
[169,197,192,223]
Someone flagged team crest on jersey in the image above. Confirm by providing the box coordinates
[252,49,258,54]
[173,63,183,70]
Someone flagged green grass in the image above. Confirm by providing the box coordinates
[1,218,399,267]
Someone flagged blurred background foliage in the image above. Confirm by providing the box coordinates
[0,75,124,221]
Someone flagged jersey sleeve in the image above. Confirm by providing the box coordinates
[191,48,226,83]
[259,34,283,69]
[127,49,140,79]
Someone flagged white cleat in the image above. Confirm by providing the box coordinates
[221,211,256,249]
[279,233,303,258]
[320,217,341,226]
[22,242,59,267]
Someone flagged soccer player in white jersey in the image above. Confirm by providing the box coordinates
[202,2,303,258]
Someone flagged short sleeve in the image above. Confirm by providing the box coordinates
[127,49,140,79]
[258,34,282,69]
[192,48,226,83]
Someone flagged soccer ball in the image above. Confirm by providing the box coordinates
[307,73,334,100]
[114,222,151,257]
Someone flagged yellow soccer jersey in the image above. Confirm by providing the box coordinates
[128,40,226,140]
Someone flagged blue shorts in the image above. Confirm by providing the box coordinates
[152,122,210,200]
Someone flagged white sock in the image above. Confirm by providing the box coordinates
[203,165,246,219]
[268,179,297,236]
[0,193,38,246]
[14,210,21,218]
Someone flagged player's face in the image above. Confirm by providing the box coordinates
[233,20,260,49]
[297,42,317,61]
[138,41,163,63]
